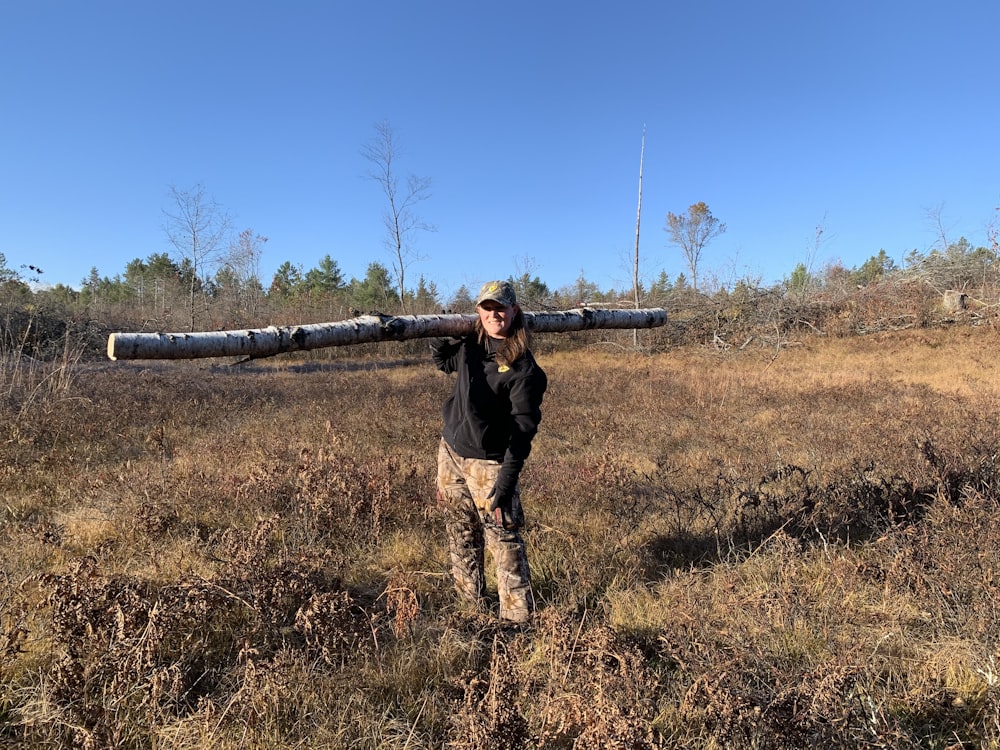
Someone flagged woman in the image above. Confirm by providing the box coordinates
[430,280,547,623]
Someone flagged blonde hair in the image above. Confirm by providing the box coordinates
[475,308,530,366]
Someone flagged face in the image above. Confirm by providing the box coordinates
[477,300,518,339]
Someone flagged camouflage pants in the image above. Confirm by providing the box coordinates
[436,439,534,623]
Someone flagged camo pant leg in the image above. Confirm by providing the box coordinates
[483,518,534,623]
[436,439,534,622]
[437,440,486,607]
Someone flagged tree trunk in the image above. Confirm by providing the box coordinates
[633,127,646,348]
[107,308,667,361]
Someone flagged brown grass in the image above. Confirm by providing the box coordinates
[4,326,1000,747]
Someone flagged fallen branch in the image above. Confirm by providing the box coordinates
[107,308,668,361]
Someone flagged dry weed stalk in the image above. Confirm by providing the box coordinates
[448,635,530,750]
[382,567,422,639]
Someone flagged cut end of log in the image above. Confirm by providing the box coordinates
[107,333,119,361]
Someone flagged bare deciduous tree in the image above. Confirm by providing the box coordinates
[925,202,955,254]
[664,201,726,293]
[989,205,1000,255]
[794,216,831,301]
[221,228,267,323]
[163,184,232,331]
[362,121,435,313]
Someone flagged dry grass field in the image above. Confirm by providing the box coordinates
[4,324,1000,748]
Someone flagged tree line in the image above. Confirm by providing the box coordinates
[2,221,998,361]
[3,118,999,360]
[8,196,995,338]
[5,119,998,359]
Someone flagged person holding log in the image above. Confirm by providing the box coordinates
[430,280,547,623]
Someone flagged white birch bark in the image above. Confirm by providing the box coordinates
[107,308,667,361]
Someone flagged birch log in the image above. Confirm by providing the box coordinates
[107,308,667,361]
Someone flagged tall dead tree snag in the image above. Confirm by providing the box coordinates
[107,308,668,361]
[633,127,646,348]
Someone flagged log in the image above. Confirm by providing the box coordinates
[107,308,667,361]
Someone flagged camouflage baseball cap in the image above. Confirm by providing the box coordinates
[475,280,517,307]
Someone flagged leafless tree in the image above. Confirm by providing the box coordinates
[163,183,232,331]
[362,121,435,312]
[221,228,268,323]
[664,202,726,293]
[795,216,831,301]
[924,202,956,254]
[989,205,1000,255]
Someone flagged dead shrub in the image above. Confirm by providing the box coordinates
[294,447,421,545]
[447,636,531,750]
[26,545,381,746]
[293,590,376,666]
[132,501,179,537]
[537,619,668,749]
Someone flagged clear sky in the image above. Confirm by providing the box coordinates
[2,1,997,301]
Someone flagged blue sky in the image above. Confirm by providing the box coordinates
[2,1,997,301]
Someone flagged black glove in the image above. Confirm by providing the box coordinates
[487,476,517,529]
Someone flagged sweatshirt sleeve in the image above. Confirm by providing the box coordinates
[495,365,548,492]
[429,337,463,373]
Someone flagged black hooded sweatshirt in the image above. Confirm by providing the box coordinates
[430,334,547,492]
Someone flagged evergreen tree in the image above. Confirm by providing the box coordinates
[785,262,813,298]
[567,273,601,306]
[349,262,399,312]
[269,262,303,299]
[0,252,16,283]
[447,285,475,313]
[648,271,673,305]
[853,250,897,285]
[508,273,551,309]
[303,255,345,296]
[411,275,440,313]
